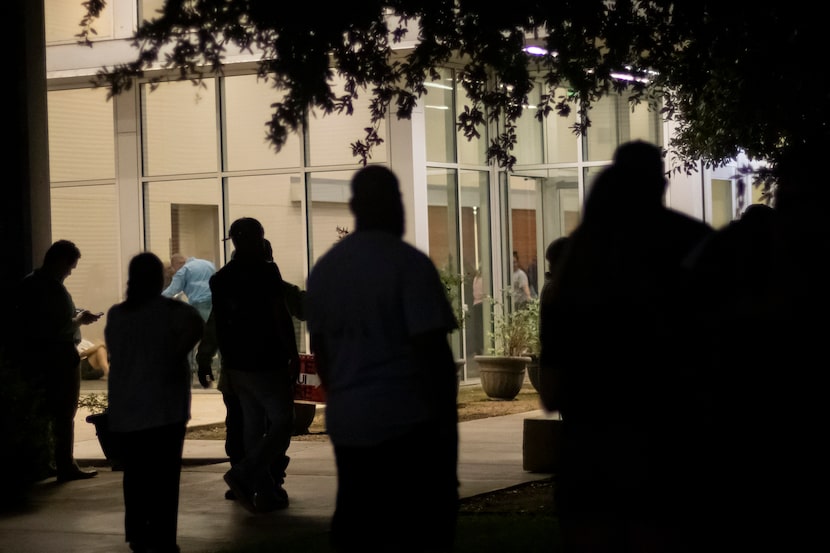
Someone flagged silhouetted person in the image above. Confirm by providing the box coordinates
[196,238,305,501]
[540,141,713,552]
[306,165,459,553]
[105,252,204,553]
[683,201,793,550]
[211,218,299,513]
[13,239,101,482]
[537,235,570,412]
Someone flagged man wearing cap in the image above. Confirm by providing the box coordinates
[305,166,460,552]
[208,217,299,513]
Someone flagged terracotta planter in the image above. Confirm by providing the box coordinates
[474,355,530,400]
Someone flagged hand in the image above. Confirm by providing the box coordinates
[75,310,103,325]
[197,364,214,388]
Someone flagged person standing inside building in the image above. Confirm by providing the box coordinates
[105,252,204,553]
[13,239,101,482]
[163,253,215,384]
[211,217,299,513]
[511,250,531,309]
[162,253,216,322]
[306,165,460,553]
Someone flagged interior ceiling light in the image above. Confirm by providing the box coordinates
[523,45,549,56]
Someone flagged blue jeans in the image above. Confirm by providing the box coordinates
[225,369,294,487]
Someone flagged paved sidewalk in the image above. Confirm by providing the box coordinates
[0,389,553,553]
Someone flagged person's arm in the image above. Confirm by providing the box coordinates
[410,329,458,413]
[162,267,186,298]
[282,281,306,321]
[520,271,531,300]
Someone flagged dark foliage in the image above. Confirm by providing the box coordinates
[78,2,827,201]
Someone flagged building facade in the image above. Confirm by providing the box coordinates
[43,0,757,380]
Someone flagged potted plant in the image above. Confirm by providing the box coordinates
[474,291,538,400]
[77,392,123,469]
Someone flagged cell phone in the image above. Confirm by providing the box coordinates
[74,308,85,315]
[94,312,104,317]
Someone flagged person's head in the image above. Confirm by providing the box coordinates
[349,165,404,236]
[226,217,266,259]
[582,165,626,224]
[42,239,82,282]
[612,140,667,205]
[545,236,570,272]
[125,252,164,305]
[170,253,187,273]
[512,251,520,269]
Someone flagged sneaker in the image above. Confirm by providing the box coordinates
[252,485,289,512]
[223,468,258,514]
[273,485,289,509]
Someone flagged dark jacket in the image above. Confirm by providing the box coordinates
[208,255,299,375]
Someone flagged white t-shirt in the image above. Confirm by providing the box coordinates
[306,230,457,447]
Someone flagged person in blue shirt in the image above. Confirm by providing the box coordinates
[163,253,216,385]
[162,253,216,322]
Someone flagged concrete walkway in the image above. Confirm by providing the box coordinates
[0,388,553,553]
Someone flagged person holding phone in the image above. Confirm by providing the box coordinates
[13,239,102,481]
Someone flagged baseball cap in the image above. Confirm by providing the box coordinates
[223,217,265,242]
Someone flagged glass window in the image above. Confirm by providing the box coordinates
[226,174,306,288]
[584,90,662,162]
[459,170,492,378]
[306,76,387,167]
[507,175,541,302]
[711,178,734,230]
[583,165,606,204]
[48,86,119,346]
[544,87,579,163]
[426,169,460,271]
[224,74,302,171]
[514,84,544,166]
[143,179,223,268]
[425,69,456,163]
[307,170,354,265]
[48,88,115,183]
[51,184,121,344]
[457,72,487,166]
[46,0,113,44]
[541,169,580,240]
[427,168,463,359]
[142,79,218,176]
[225,173,309,352]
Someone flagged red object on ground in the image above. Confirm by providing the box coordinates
[295,354,326,404]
